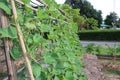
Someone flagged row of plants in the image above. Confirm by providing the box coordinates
[0,0,87,80]
[78,30,120,41]
[81,43,120,55]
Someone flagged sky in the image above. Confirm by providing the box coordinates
[87,0,120,19]
[55,0,120,19]
[55,0,65,4]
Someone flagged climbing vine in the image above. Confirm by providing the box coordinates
[0,0,86,80]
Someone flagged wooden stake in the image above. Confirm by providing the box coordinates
[0,9,17,80]
[10,0,35,80]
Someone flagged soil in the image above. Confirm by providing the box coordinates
[99,59,120,80]
[82,54,104,80]
[83,54,120,80]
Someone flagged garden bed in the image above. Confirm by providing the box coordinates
[99,59,120,80]
[83,54,120,80]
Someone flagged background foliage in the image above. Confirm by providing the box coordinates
[65,0,103,27]
[104,12,120,28]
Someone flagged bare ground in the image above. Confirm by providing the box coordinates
[99,59,120,80]
[83,54,120,80]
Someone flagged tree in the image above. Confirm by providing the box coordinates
[73,15,86,30]
[60,4,86,30]
[104,12,118,26]
[65,0,103,26]
[92,10,103,27]
[116,18,120,28]
[85,18,98,30]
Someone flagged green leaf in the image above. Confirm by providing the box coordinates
[25,23,36,30]
[17,9,24,22]
[44,55,56,64]
[48,34,58,39]
[24,4,33,12]
[64,71,74,80]
[8,26,17,38]
[55,62,64,69]
[39,24,51,32]
[32,64,41,79]
[52,69,63,75]
[21,0,31,3]
[54,76,60,80]
[49,9,61,18]
[79,77,87,80]
[44,0,59,9]
[0,26,17,38]
[0,2,11,15]
[63,62,71,69]
[33,34,41,43]
[33,34,46,44]
[27,38,33,44]
[10,45,23,60]
[37,9,49,19]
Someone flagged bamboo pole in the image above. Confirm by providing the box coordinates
[10,0,35,80]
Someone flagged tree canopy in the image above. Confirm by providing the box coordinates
[65,0,103,26]
[116,18,120,28]
[104,12,118,26]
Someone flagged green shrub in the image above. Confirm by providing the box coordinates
[78,30,120,41]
